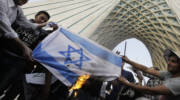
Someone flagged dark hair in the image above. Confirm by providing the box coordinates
[169,52,179,60]
[14,0,28,5]
[35,11,50,19]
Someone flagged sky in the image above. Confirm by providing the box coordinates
[113,38,152,69]
[113,38,152,83]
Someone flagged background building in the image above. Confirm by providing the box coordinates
[24,0,180,70]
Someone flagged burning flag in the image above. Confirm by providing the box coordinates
[69,74,90,97]
[32,27,122,86]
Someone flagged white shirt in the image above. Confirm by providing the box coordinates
[0,0,37,38]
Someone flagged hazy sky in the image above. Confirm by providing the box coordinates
[113,38,152,69]
[113,38,152,83]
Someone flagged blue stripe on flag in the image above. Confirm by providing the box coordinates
[60,28,122,67]
[33,44,78,84]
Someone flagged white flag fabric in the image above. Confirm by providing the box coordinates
[25,73,57,85]
[33,27,122,86]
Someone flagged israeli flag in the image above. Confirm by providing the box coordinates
[33,27,122,86]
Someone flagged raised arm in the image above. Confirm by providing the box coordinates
[119,77,173,95]
[16,7,46,30]
[122,56,160,77]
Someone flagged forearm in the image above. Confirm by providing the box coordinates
[13,38,27,49]
[3,37,26,51]
[41,70,52,100]
[127,60,149,73]
[16,7,38,30]
[123,81,172,95]
[127,60,159,77]
[3,37,33,61]
[125,82,155,94]
[44,70,52,90]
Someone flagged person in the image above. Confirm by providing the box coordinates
[13,10,58,49]
[133,69,149,100]
[0,0,46,96]
[119,49,180,100]
[1,10,58,100]
[31,11,58,31]
[22,11,58,100]
[144,67,162,100]
[105,51,135,100]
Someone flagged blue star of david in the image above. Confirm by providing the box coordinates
[59,45,90,69]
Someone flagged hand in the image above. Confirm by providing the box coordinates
[13,38,34,62]
[118,76,129,84]
[51,24,58,31]
[122,56,130,63]
[22,44,33,62]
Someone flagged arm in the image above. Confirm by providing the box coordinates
[6,37,33,61]
[40,69,52,100]
[122,56,160,77]
[16,7,46,30]
[119,77,173,95]
[0,2,33,61]
[0,2,18,38]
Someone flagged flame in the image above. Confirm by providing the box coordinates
[69,74,90,97]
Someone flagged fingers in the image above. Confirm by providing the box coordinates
[50,24,58,31]
[22,45,34,62]
[122,56,129,62]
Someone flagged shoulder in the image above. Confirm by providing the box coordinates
[0,0,6,4]
[15,6,24,15]
[163,77,180,95]
[17,6,23,12]
[159,71,172,79]
[0,1,7,9]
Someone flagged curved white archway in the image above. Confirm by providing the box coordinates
[23,0,180,70]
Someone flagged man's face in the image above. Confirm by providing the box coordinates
[167,56,180,74]
[14,0,28,6]
[35,13,49,24]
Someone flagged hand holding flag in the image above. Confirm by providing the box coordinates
[32,27,122,86]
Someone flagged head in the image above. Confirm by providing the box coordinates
[164,49,180,74]
[34,11,50,24]
[14,0,28,6]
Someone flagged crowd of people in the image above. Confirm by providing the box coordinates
[0,0,180,100]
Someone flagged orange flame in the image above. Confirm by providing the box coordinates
[69,74,90,93]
